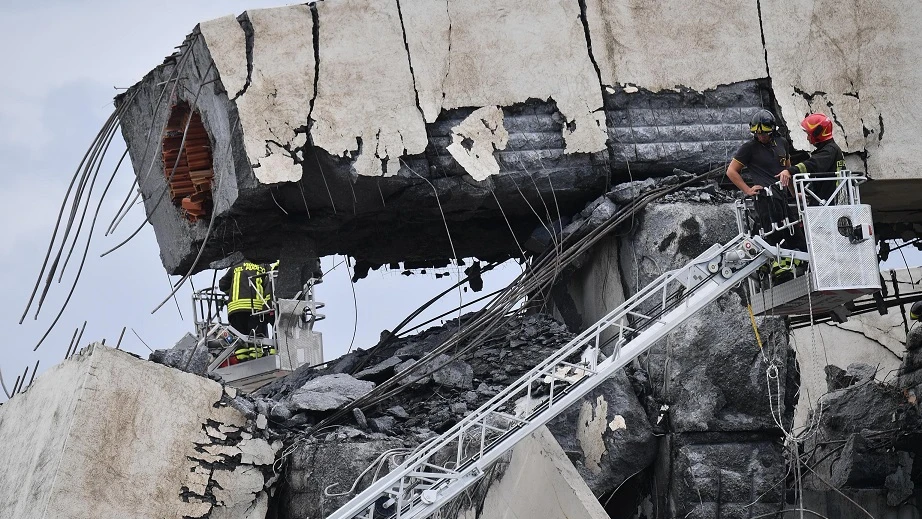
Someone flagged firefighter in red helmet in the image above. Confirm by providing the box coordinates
[781,113,847,203]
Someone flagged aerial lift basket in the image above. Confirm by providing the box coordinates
[745,171,880,316]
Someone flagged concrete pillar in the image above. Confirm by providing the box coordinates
[0,344,279,519]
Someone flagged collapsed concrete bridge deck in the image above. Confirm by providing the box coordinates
[116,0,922,278]
[9,0,922,517]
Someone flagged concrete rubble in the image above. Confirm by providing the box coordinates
[6,180,922,517]
[227,311,654,517]
[12,0,922,517]
[0,345,280,519]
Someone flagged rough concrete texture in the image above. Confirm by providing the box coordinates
[149,332,211,375]
[558,200,795,515]
[761,0,922,176]
[445,106,509,181]
[899,325,922,391]
[288,373,375,411]
[796,489,922,519]
[603,81,770,180]
[618,203,795,429]
[284,434,411,518]
[233,6,315,183]
[311,0,428,178]
[790,269,919,428]
[585,0,765,92]
[670,439,786,518]
[0,344,279,519]
[546,370,655,493]
[456,426,609,519]
[800,369,919,504]
[431,0,607,154]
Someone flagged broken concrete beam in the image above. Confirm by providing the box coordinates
[456,426,609,519]
[114,0,798,276]
[0,344,279,519]
[149,331,210,375]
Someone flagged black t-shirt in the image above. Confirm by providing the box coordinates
[732,135,790,188]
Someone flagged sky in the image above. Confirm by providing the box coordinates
[1,1,919,403]
[0,0,521,403]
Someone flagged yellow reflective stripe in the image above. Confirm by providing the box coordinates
[228,299,262,313]
[795,163,807,173]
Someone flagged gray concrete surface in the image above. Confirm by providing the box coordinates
[792,268,921,429]
[457,426,610,519]
[0,344,278,519]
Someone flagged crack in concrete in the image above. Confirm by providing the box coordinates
[822,99,851,148]
[232,12,255,101]
[755,0,772,79]
[575,0,603,88]
[306,3,321,132]
[394,0,426,122]
[792,86,828,103]
[440,0,452,105]
[833,322,904,360]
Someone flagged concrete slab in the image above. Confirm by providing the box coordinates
[0,344,277,519]
[236,6,314,183]
[762,0,922,180]
[584,0,764,92]
[458,426,609,519]
[310,0,428,177]
[432,0,607,154]
[791,268,919,429]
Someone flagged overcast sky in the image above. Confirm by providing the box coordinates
[2,1,919,403]
[0,1,522,402]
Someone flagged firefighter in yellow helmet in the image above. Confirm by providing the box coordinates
[219,260,271,361]
[911,301,922,322]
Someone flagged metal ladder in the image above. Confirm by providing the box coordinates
[326,233,774,519]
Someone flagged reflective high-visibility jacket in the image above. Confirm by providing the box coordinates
[219,262,268,315]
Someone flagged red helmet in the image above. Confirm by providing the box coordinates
[800,113,834,145]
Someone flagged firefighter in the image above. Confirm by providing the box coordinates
[726,109,799,247]
[219,260,270,361]
[781,113,847,204]
[911,301,922,322]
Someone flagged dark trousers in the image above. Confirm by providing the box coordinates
[753,192,806,251]
[228,311,270,337]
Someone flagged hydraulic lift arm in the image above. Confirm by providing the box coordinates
[326,233,772,519]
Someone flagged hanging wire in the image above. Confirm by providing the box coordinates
[20,105,126,324]
[30,125,133,350]
[343,256,359,354]
[0,367,10,399]
[402,159,464,327]
[279,166,729,461]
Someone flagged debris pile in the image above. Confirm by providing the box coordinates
[803,361,920,506]
[245,314,579,436]
[213,313,654,516]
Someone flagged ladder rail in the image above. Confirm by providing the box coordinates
[326,234,770,519]
[397,235,747,466]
